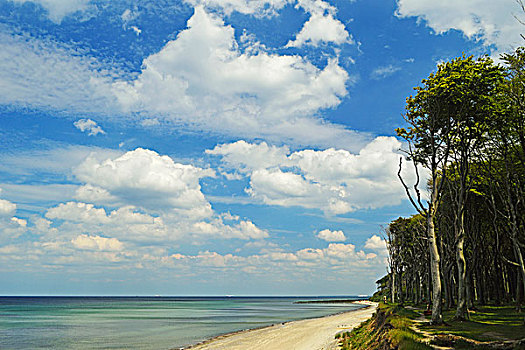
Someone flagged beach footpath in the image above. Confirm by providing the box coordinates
[184,301,377,350]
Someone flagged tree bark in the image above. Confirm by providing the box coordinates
[428,210,443,324]
[455,230,468,319]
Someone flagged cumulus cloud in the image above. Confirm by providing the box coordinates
[0,193,27,243]
[74,119,105,136]
[192,218,269,240]
[30,148,270,243]
[396,0,524,54]
[0,5,367,150]
[317,229,346,242]
[0,199,16,217]
[112,6,364,150]
[286,0,352,48]
[364,234,387,250]
[160,240,380,271]
[209,137,426,215]
[206,140,289,173]
[74,148,215,218]
[46,202,110,224]
[72,234,124,251]
[364,235,387,257]
[286,13,352,47]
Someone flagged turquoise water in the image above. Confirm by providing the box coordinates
[0,296,365,349]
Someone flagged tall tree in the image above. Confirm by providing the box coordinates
[396,66,454,324]
[436,56,505,319]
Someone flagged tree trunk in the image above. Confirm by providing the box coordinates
[476,266,485,305]
[512,236,525,310]
[455,234,468,319]
[455,208,469,320]
[391,271,396,303]
[428,211,443,324]
[517,270,523,313]
[466,269,474,309]
[442,267,450,310]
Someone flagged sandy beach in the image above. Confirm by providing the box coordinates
[184,301,377,350]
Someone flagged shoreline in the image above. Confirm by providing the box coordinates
[179,300,377,350]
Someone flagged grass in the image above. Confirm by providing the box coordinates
[419,305,525,342]
[337,303,432,350]
[337,303,525,350]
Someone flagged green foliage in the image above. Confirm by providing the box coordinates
[337,303,432,350]
[398,55,505,168]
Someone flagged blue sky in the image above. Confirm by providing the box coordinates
[0,0,523,296]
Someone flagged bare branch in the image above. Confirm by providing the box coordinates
[502,255,521,267]
[398,157,427,217]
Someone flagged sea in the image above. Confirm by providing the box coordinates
[0,296,366,349]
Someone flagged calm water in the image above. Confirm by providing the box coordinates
[0,296,365,349]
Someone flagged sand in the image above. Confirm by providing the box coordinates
[184,301,377,350]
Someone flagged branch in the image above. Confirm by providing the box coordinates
[409,144,427,211]
[398,157,427,217]
[502,255,521,267]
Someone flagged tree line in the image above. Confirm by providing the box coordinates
[379,48,525,324]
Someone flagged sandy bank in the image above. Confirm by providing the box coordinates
[183,301,377,350]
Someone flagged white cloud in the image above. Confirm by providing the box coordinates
[46,202,110,224]
[192,218,269,240]
[140,118,160,127]
[74,119,105,136]
[0,194,27,243]
[0,199,16,217]
[11,217,27,227]
[209,137,426,215]
[286,13,352,47]
[0,5,368,150]
[74,184,118,204]
[317,229,346,242]
[370,64,401,79]
[112,6,365,150]
[71,234,124,251]
[396,0,524,54]
[364,234,387,250]
[0,145,121,177]
[183,0,292,16]
[28,148,270,244]
[121,8,142,35]
[74,148,215,218]
[9,0,91,23]
[206,140,289,173]
[0,30,117,113]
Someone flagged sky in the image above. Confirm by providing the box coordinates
[0,0,523,296]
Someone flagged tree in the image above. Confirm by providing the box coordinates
[397,55,506,320]
[396,65,454,324]
[435,56,505,319]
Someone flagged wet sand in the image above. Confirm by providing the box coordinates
[184,301,377,350]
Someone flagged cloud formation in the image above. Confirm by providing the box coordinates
[111,6,365,149]
[396,0,524,54]
[8,0,91,23]
[74,148,215,218]
[208,137,425,215]
[287,0,352,47]
[74,119,106,136]
[317,229,346,242]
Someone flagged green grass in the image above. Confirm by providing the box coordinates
[337,303,432,350]
[337,303,525,350]
[419,305,525,342]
